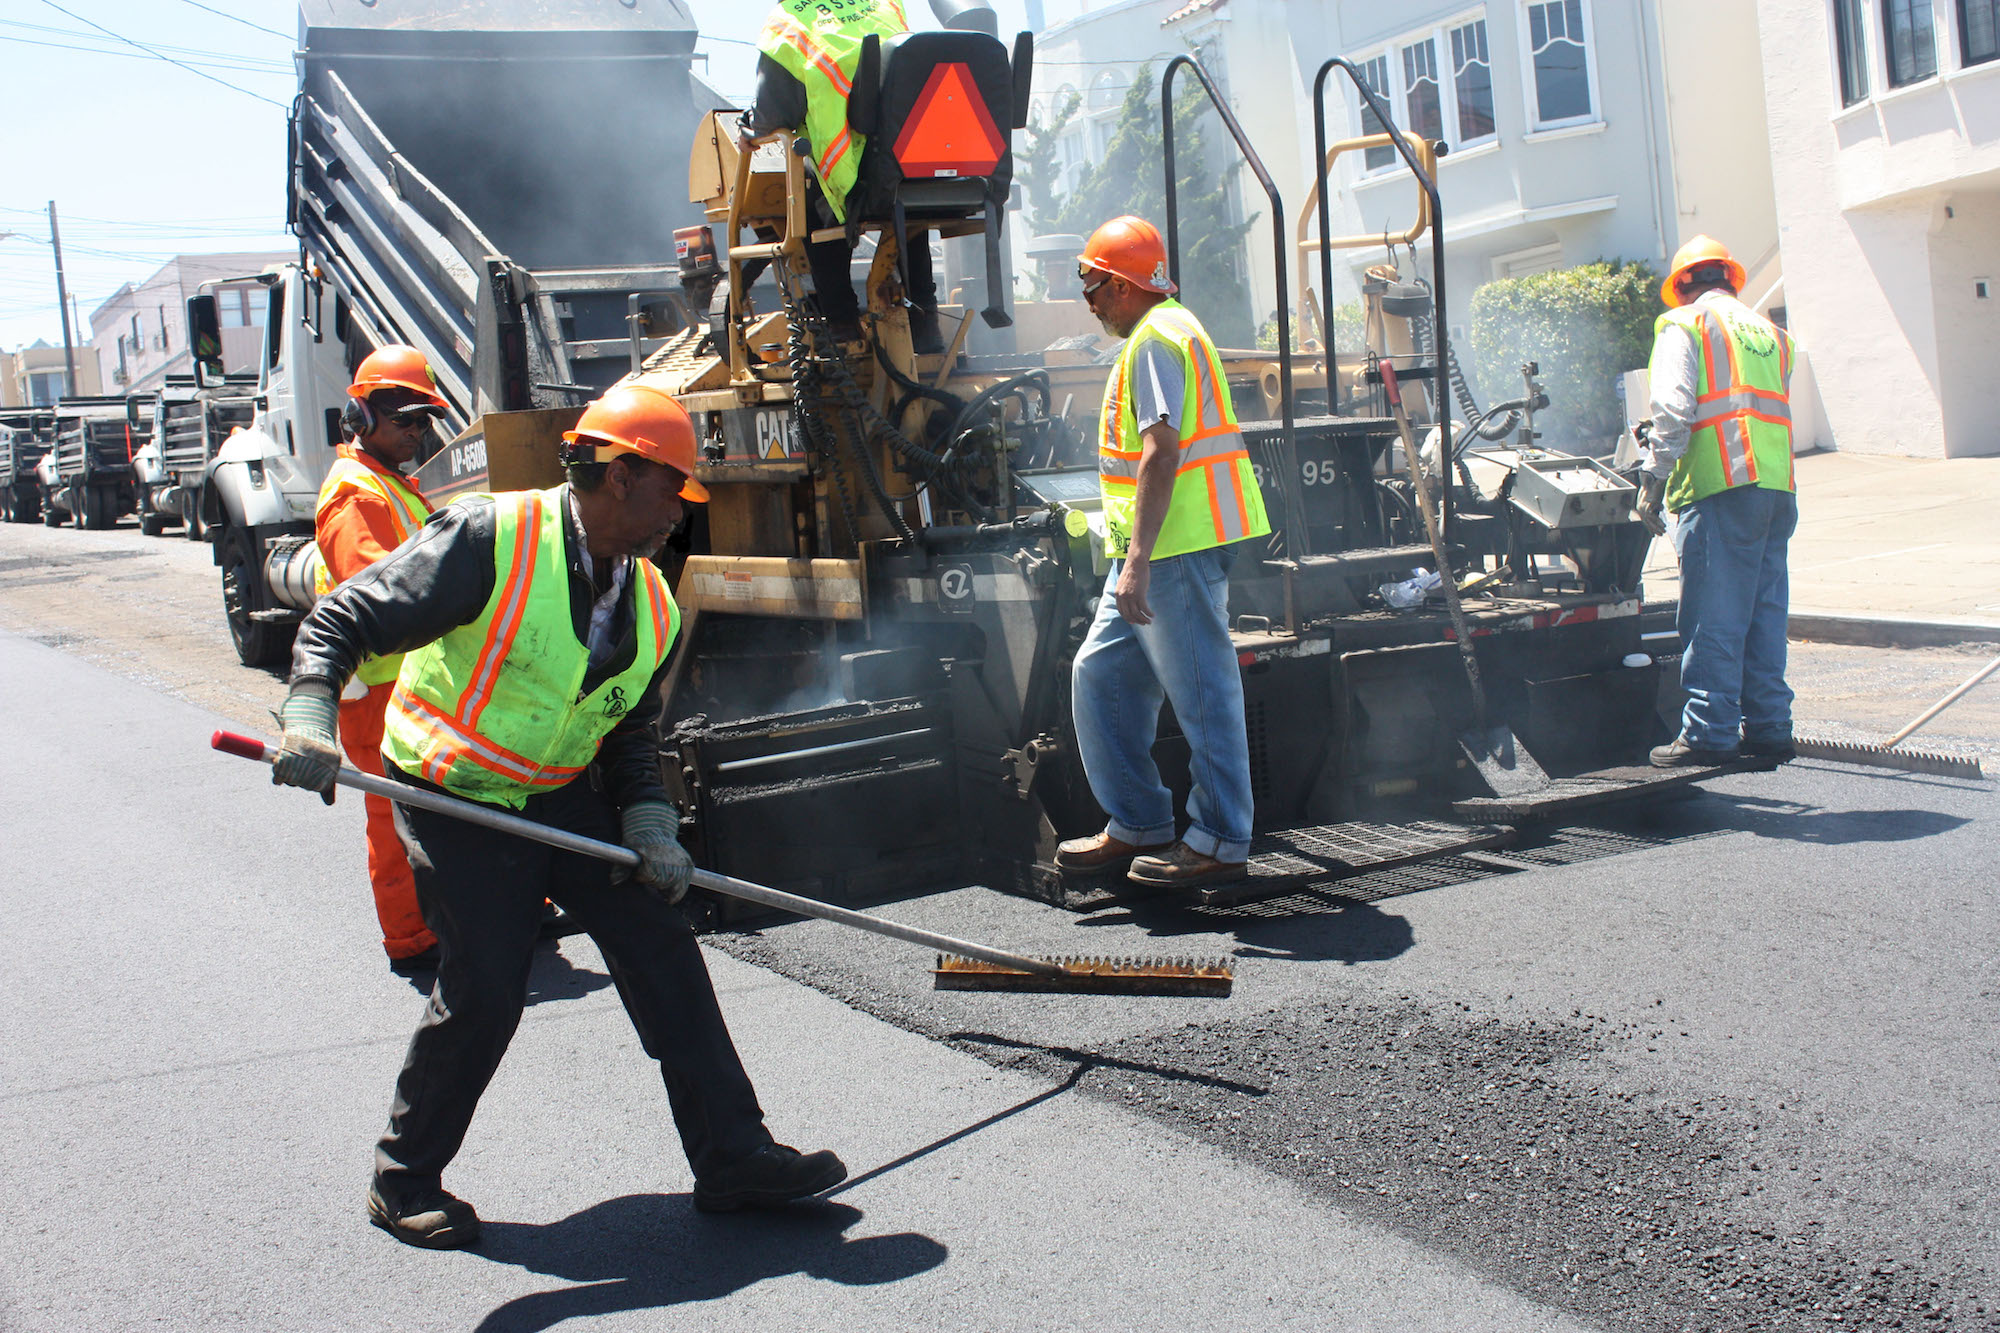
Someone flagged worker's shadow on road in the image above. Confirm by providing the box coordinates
[470,1195,946,1331]
[397,942,616,1004]
[1076,892,1416,966]
[1691,792,1971,845]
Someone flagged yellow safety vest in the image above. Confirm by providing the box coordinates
[314,448,433,687]
[1654,296,1795,513]
[1097,299,1271,561]
[756,0,909,223]
[380,487,680,809]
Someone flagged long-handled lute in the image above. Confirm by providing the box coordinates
[212,730,1232,997]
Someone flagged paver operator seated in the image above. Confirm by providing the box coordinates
[746,0,945,353]
[1054,216,1272,891]
[1637,234,1799,769]
[315,345,444,975]
[270,381,846,1248]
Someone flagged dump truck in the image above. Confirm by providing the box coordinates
[195,0,735,667]
[46,396,142,530]
[559,47,1762,920]
[0,410,52,524]
[134,375,258,538]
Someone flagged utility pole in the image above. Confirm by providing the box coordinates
[48,201,77,396]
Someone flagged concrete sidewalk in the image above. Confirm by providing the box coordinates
[1641,451,2000,645]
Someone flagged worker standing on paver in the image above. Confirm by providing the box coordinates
[745,0,944,352]
[1056,216,1271,890]
[1638,235,1799,767]
[316,346,443,974]
[269,380,845,1248]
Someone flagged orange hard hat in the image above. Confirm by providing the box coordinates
[1661,235,1747,308]
[1077,215,1177,295]
[348,344,448,408]
[562,380,709,502]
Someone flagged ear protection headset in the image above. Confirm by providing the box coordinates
[340,396,375,442]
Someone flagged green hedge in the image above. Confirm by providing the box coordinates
[1467,259,1661,443]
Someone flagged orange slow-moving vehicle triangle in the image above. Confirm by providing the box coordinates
[891,61,1006,177]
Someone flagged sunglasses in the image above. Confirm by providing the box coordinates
[387,407,441,429]
[1078,266,1112,300]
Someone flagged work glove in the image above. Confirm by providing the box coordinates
[272,682,342,805]
[1637,475,1668,538]
[615,801,694,904]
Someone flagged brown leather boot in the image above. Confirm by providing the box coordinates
[1054,831,1168,873]
[1126,841,1248,889]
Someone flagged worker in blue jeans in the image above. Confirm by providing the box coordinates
[1056,217,1271,888]
[1638,235,1799,766]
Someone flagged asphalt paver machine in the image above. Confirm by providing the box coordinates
[459,47,1769,918]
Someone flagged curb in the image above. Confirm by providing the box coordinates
[1789,610,2000,650]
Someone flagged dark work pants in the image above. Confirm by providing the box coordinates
[376,768,772,1192]
[805,181,936,324]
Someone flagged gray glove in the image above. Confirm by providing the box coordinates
[272,683,342,805]
[1637,474,1668,537]
[615,801,693,903]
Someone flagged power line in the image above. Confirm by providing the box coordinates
[167,0,292,42]
[0,32,292,74]
[33,0,288,108]
[0,17,290,66]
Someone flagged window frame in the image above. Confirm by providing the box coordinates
[1963,0,2000,64]
[1882,0,1940,87]
[1516,0,1603,133]
[1833,0,1873,104]
[1349,8,1499,183]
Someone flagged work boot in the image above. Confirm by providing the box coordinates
[1649,735,1741,768]
[1741,734,1796,762]
[1054,831,1169,874]
[367,1179,481,1250]
[909,306,946,356]
[1126,841,1249,890]
[693,1143,847,1214]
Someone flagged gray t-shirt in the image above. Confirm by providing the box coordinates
[1128,338,1186,436]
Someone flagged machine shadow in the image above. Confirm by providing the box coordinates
[471,1195,947,1332]
[1075,891,1417,966]
[1697,793,1971,844]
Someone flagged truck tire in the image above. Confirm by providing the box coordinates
[43,496,65,527]
[70,486,89,529]
[183,490,205,542]
[139,505,167,537]
[82,485,113,531]
[221,528,295,668]
[0,486,12,523]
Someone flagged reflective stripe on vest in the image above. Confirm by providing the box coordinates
[380,487,680,809]
[756,0,908,223]
[1658,297,1795,512]
[314,452,433,686]
[1097,300,1271,560]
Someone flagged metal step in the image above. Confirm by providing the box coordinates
[1451,755,1779,823]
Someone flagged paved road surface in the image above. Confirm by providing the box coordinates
[2,517,1997,1330]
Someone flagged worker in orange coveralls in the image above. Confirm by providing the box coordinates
[315,345,445,974]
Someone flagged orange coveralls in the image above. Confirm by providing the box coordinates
[316,445,436,961]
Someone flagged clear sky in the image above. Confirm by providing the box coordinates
[0,0,1034,357]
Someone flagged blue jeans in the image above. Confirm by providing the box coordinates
[1673,484,1797,749]
[1071,547,1254,861]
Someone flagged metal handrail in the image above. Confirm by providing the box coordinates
[1310,57,1452,532]
[1160,55,1309,559]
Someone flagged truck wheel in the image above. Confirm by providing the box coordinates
[221,529,294,668]
[71,487,90,529]
[183,492,205,541]
[43,496,64,527]
[83,486,113,530]
[0,487,12,523]
[139,505,166,537]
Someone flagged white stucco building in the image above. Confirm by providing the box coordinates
[1286,2,1781,356]
[1757,0,2000,457]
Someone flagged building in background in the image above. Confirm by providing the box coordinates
[1285,3,1779,371]
[1,339,103,407]
[86,253,289,398]
[1018,0,1306,343]
[1757,0,2000,458]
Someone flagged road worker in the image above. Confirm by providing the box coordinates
[316,346,443,974]
[1055,216,1271,890]
[746,0,944,352]
[270,379,844,1248]
[1638,235,1799,767]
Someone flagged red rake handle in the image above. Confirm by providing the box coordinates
[208,730,1062,976]
[1379,358,1405,410]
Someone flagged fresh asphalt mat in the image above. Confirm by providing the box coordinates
[712,766,2000,1332]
